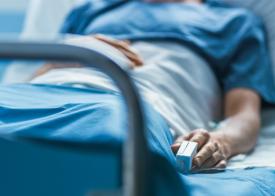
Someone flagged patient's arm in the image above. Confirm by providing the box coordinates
[172,88,261,169]
[94,35,143,67]
[32,35,143,79]
[220,88,261,156]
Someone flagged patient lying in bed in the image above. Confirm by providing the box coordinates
[31,0,275,171]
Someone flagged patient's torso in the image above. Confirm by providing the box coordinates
[63,1,266,74]
[132,41,222,135]
[62,1,275,106]
[32,40,222,136]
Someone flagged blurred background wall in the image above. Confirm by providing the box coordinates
[0,0,29,33]
[0,0,29,78]
[0,0,29,10]
[0,0,81,81]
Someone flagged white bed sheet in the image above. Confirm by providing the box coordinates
[228,108,275,169]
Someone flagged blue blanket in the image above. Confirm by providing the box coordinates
[0,84,275,195]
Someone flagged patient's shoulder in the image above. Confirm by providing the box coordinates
[213,4,265,31]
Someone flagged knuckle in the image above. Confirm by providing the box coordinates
[205,145,212,152]
[197,129,209,135]
[201,130,210,138]
[191,136,201,144]
[193,160,200,167]
[175,136,184,143]
[213,141,219,148]
[213,142,219,151]
[193,131,209,142]
[194,129,207,134]
[194,156,203,165]
[207,143,216,153]
[175,137,182,143]
[220,152,226,160]
[213,153,222,162]
[195,155,203,161]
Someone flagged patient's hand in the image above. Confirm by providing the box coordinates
[94,34,143,67]
[32,63,83,79]
[32,35,144,79]
[172,89,261,171]
[171,129,231,170]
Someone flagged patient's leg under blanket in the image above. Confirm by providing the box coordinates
[0,84,275,196]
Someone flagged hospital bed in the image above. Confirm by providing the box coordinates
[0,41,153,196]
[1,40,275,196]
[1,0,275,196]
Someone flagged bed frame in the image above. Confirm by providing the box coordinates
[0,41,149,196]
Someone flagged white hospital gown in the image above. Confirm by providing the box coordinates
[31,37,222,137]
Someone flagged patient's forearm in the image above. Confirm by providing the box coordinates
[216,88,261,157]
[172,89,260,169]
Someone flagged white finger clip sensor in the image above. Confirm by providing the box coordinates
[176,141,198,174]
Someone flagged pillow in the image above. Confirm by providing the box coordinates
[222,0,275,84]
[21,0,83,39]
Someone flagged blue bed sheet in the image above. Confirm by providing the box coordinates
[0,84,274,195]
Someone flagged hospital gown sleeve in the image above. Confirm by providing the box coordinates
[222,13,275,104]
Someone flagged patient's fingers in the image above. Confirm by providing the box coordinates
[171,134,191,153]
[32,63,82,79]
[117,47,144,66]
[173,130,228,170]
[171,129,209,154]
[189,129,210,150]
[215,160,227,169]
[175,135,191,144]
[94,34,143,67]
[94,34,133,55]
[182,132,195,141]
[200,149,225,169]
[193,142,218,168]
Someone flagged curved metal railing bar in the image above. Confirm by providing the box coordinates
[0,42,149,196]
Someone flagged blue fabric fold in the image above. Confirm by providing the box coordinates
[0,84,275,195]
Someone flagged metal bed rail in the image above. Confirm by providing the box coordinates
[0,41,150,196]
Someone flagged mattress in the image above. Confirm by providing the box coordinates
[0,83,275,196]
